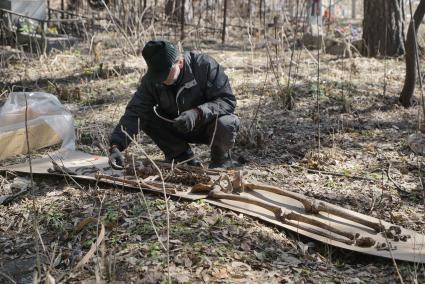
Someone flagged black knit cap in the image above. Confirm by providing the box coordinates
[142,40,179,83]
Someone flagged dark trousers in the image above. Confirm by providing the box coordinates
[141,114,240,160]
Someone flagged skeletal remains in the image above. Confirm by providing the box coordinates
[203,171,411,249]
[124,162,211,185]
[94,163,410,250]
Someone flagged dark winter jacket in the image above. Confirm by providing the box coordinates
[110,51,236,151]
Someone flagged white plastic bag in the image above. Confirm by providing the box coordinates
[0,92,75,158]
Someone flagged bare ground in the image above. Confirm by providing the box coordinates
[1,32,425,283]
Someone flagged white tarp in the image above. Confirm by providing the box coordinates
[0,0,47,21]
[0,92,75,159]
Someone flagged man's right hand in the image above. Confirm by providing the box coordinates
[173,108,201,133]
[109,145,124,170]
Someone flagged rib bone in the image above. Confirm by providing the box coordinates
[241,181,385,233]
[207,188,375,245]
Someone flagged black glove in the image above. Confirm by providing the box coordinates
[173,108,202,133]
[109,146,124,170]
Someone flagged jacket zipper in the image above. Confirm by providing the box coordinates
[175,79,197,115]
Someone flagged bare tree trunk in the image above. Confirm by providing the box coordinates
[329,0,332,19]
[287,0,292,18]
[47,0,51,20]
[362,0,405,57]
[222,0,227,44]
[351,0,356,19]
[181,0,185,40]
[259,0,263,23]
[214,0,218,30]
[399,0,425,107]
[206,0,209,23]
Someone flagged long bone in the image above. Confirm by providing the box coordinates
[232,171,385,233]
[208,186,376,247]
[95,173,177,194]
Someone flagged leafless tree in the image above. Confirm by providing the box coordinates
[399,0,425,107]
[362,0,405,57]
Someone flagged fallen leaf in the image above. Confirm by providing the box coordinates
[211,267,229,278]
[141,269,163,284]
[175,273,190,283]
[45,272,56,284]
[75,217,97,233]
[184,256,192,268]
[231,261,251,271]
[75,223,105,269]
[127,256,138,266]
[408,133,425,155]
[201,270,211,282]
[240,240,251,251]
[233,252,242,260]
[195,266,203,276]
[281,252,302,266]
[254,250,265,261]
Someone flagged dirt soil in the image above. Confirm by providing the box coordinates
[1,29,425,283]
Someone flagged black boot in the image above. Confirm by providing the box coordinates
[208,147,240,169]
[186,157,202,167]
[165,148,202,167]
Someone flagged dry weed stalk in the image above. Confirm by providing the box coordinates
[24,94,42,281]
[100,0,137,57]
[283,0,301,102]
[265,41,291,109]
[379,220,405,284]
[248,68,268,132]
[0,271,16,284]
[120,127,171,283]
[84,101,112,159]
[47,154,84,190]
[315,12,321,157]
[24,94,87,282]
[246,20,255,75]
[406,0,425,210]
[131,155,167,250]
[94,193,106,277]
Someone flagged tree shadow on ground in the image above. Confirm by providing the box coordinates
[0,65,139,92]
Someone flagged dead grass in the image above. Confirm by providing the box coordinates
[1,27,425,282]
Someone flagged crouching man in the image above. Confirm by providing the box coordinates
[108,40,240,169]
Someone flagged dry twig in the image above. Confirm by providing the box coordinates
[379,220,405,284]
[132,156,167,250]
[120,127,171,282]
[386,163,409,195]
[24,94,41,278]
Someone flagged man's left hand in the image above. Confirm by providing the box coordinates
[173,108,201,133]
